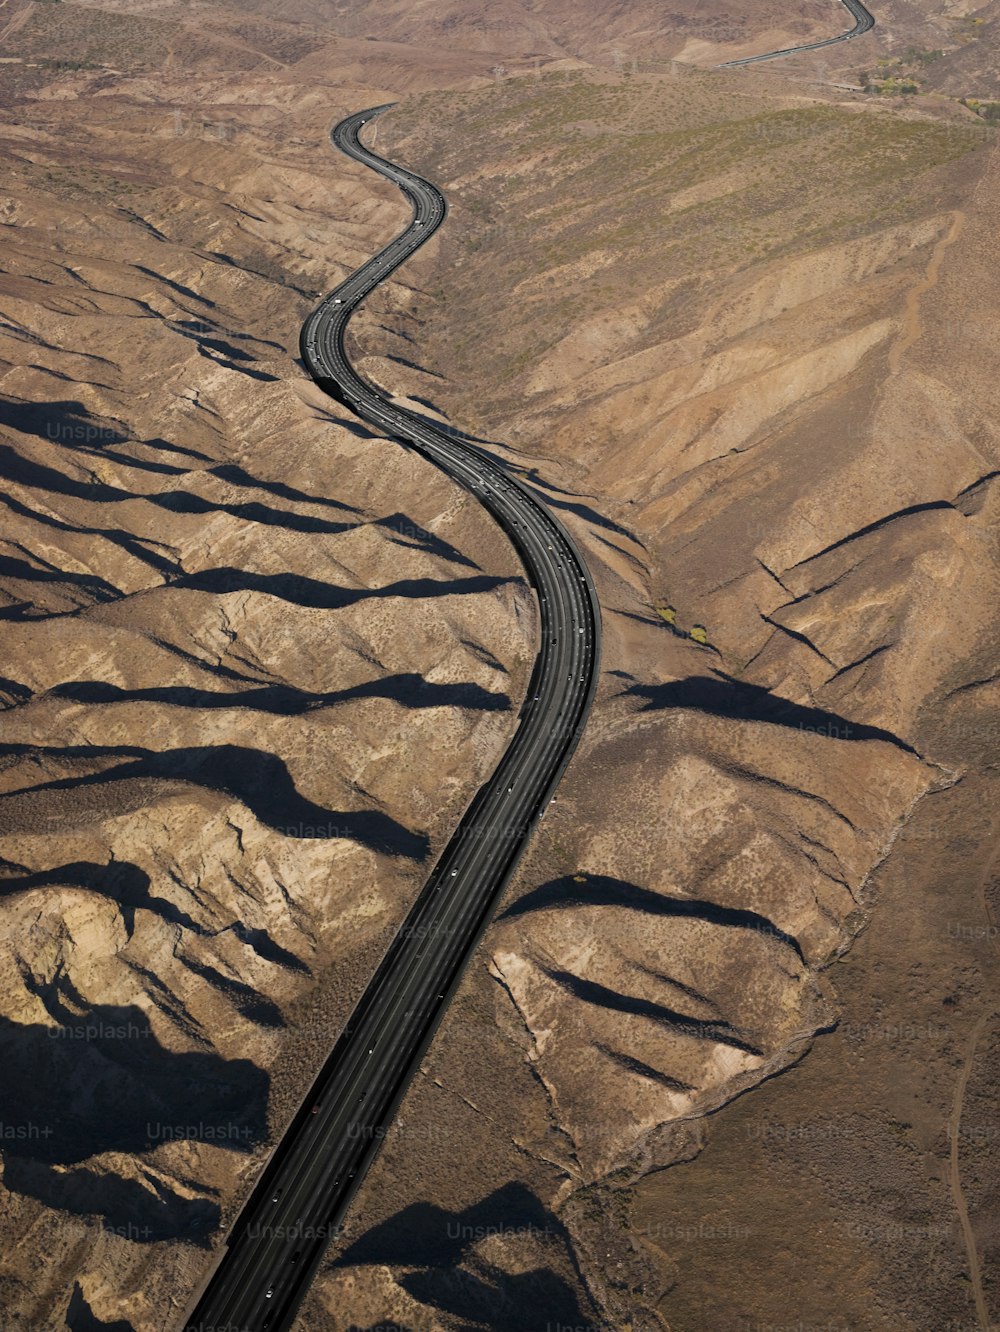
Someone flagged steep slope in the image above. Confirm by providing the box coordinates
[298,64,1000,1332]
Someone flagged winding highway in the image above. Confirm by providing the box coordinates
[181,6,881,1317]
[718,0,874,66]
[181,106,602,1332]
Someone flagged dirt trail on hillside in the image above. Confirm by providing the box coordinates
[949,1005,995,1330]
[0,0,33,44]
[889,208,965,373]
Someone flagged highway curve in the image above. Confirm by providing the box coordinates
[718,0,874,66]
[181,106,601,1332]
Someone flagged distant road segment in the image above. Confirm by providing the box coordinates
[718,0,875,66]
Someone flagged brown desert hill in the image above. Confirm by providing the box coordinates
[380,0,850,63]
[880,0,1000,97]
[292,61,1000,1332]
[63,0,853,69]
[0,12,541,1330]
[199,0,845,64]
[0,1,997,1331]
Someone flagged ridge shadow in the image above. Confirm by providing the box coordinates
[65,1281,137,1332]
[499,873,804,962]
[0,1001,267,1237]
[0,743,429,857]
[622,671,917,753]
[0,444,357,538]
[373,511,480,571]
[1,491,180,577]
[0,858,310,974]
[0,857,201,939]
[0,553,120,620]
[172,569,514,613]
[51,675,510,715]
[541,964,763,1056]
[337,1182,592,1332]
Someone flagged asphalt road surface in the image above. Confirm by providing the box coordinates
[718,0,875,66]
[181,105,602,1332]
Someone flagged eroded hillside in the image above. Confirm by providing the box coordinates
[0,15,538,1330]
[301,66,1000,1332]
